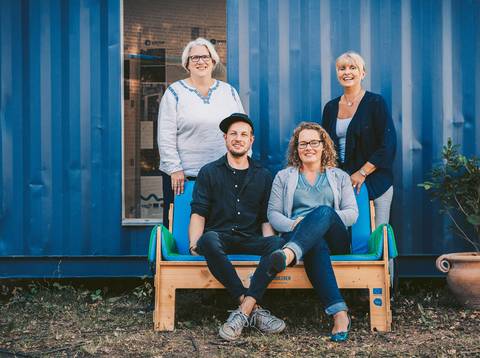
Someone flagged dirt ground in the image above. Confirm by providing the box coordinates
[0,279,479,357]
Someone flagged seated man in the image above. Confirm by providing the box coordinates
[189,113,286,341]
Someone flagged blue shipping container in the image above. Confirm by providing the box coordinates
[1,0,479,278]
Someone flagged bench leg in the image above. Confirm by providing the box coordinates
[368,286,392,332]
[154,283,176,331]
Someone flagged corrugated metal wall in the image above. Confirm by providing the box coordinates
[227,0,480,263]
[0,0,150,277]
[1,0,479,277]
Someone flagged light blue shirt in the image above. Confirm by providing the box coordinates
[336,117,352,163]
[291,172,334,219]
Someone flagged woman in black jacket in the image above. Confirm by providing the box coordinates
[322,51,396,226]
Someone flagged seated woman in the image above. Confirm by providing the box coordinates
[267,122,358,342]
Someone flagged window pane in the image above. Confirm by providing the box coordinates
[122,0,227,221]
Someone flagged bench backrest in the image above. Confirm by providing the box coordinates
[172,180,372,255]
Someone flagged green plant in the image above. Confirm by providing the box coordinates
[419,138,480,251]
[90,289,103,302]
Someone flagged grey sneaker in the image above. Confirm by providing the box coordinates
[218,309,250,341]
[250,307,286,334]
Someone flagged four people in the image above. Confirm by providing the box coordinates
[157,38,244,226]
[158,41,396,341]
[267,122,358,342]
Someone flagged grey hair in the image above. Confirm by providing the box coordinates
[181,37,220,72]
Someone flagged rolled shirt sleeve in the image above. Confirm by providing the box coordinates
[157,88,183,175]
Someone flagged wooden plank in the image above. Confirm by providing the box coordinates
[153,226,163,330]
[158,265,385,290]
[370,200,376,232]
[367,226,392,331]
[158,260,385,267]
[168,203,173,232]
[156,279,176,331]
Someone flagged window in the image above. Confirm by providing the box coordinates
[122,0,227,224]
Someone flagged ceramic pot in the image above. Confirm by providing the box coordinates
[436,252,480,309]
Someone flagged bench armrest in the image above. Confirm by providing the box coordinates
[148,225,177,268]
[367,224,398,260]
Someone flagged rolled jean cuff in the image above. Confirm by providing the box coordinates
[284,242,303,263]
[325,301,348,316]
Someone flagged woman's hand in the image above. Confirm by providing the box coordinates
[350,171,366,194]
[291,216,304,230]
[171,170,185,195]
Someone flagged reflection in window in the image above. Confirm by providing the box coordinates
[123,0,227,221]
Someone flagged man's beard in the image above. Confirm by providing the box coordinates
[228,148,248,157]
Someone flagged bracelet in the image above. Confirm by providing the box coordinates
[359,168,367,177]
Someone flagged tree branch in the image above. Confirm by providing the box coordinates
[446,210,480,251]
[453,193,468,218]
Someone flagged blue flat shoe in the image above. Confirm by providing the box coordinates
[330,314,351,342]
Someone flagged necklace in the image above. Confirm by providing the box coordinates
[342,90,364,107]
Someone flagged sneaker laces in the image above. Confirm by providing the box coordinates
[250,308,276,327]
[226,310,249,330]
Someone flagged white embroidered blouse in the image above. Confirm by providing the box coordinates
[157,79,245,176]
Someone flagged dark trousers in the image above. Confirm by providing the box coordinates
[160,171,174,228]
[196,232,285,301]
[160,171,195,229]
[283,206,350,314]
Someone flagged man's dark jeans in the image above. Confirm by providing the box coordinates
[283,205,350,315]
[196,232,285,301]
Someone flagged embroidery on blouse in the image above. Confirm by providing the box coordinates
[167,86,179,103]
[179,80,220,104]
[229,84,241,105]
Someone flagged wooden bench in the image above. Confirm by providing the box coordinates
[148,181,398,332]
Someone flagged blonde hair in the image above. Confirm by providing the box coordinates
[336,51,367,73]
[287,122,337,169]
[181,38,220,72]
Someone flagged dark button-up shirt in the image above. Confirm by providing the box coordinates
[191,155,273,237]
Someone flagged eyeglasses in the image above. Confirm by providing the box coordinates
[298,140,322,149]
[189,55,211,63]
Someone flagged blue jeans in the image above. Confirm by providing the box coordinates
[196,232,285,301]
[283,206,350,315]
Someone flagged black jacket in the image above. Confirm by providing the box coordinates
[322,91,397,199]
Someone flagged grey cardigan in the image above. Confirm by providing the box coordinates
[267,167,359,233]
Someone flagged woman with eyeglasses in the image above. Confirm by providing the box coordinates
[157,38,244,226]
[267,122,358,342]
[322,51,396,227]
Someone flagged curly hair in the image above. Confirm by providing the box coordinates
[286,122,338,169]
